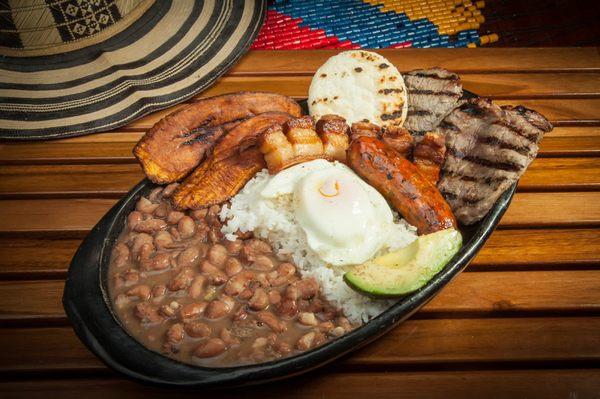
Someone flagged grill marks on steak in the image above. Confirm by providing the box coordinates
[438,98,553,225]
[404,68,463,134]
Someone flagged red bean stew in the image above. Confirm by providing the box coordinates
[108,184,359,366]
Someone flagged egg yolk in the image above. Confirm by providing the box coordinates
[319,179,340,197]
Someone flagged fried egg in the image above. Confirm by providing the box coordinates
[261,160,396,266]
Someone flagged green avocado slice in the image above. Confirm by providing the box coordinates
[344,228,462,298]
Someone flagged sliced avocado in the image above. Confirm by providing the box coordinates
[344,228,462,298]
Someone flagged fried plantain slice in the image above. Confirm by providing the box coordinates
[212,112,295,162]
[170,113,294,210]
[171,147,266,210]
[134,92,302,184]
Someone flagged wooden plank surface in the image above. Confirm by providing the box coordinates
[229,49,600,74]
[2,317,599,373]
[2,370,599,399]
[1,49,598,397]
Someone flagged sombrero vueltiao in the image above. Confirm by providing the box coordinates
[0,0,266,140]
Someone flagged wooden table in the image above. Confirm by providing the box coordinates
[1,48,599,398]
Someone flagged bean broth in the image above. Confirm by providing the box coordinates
[108,184,358,367]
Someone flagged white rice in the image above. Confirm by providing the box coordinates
[220,169,418,323]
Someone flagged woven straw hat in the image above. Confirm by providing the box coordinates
[0,0,266,139]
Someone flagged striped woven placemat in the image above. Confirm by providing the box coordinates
[252,0,498,50]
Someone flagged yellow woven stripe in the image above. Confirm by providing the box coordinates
[363,0,486,36]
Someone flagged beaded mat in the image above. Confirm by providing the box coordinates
[252,0,498,50]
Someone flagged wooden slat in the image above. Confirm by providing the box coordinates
[1,317,598,373]
[229,49,600,74]
[0,228,597,278]
[196,73,600,100]
[0,238,81,277]
[501,192,600,227]
[0,198,116,233]
[1,370,599,399]
[0,164,143,197]
[2,132,598,164]
[537,136,600,157]
[518,158,600,191]
[2,271,598,321]
[1,158,597,197]
[0,192,597,233]
[0,142,135,164]
[545,126,600,137]
[473,228,600,267]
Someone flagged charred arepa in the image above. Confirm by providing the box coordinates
[308,50,408,127]
[403,68,463,136]
[438,98,553,224]
[134,92,302,184]
[171,112,295,210]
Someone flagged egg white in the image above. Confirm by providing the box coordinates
[261,160,396,266]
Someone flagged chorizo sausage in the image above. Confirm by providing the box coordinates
[348,136,456,234]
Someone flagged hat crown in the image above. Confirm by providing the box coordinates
[0,0,153,56]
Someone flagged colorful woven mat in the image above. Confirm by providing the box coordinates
[251,0,498,50]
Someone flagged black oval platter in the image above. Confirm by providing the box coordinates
[64,93,517,388]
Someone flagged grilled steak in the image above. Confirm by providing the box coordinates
[438,98,552,224]
[403,68,463,135]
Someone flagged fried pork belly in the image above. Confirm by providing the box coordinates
[259,125,295,173]
[285,116,324,158]
[350,121,381,141]
[413,132,446,184]
[403,68,463,136]
[438,98,552,225]
[259,115,350,173]
[134,92,302,184]
[315,114,350,161]
[381,126,414,158]
[171,113,294,210]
